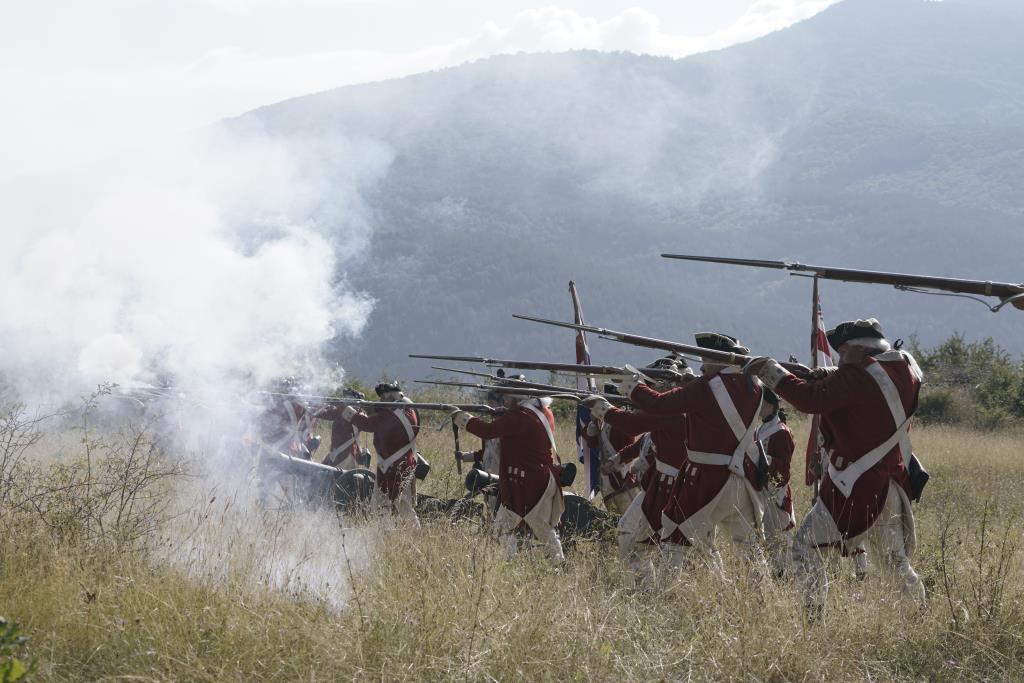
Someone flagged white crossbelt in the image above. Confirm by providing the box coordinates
[630,434,654,478]
[262,400,307,454]
[522,401,558,455]
[828,356,915,497]
[599,424,617,460]
[327,435,358,462]
[639,433,653,461]
[655,459,680,478]
[755,416,785,466]
[687,376,763,476]
[379,408,417,473]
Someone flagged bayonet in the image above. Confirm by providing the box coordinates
[661,253,1024,312]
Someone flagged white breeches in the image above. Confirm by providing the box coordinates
[493,475,565,565]
[760,487,794,577]
[371,476,419,527]
[793,481,923,611]
[662,473,765,573]
[617,494,658,589]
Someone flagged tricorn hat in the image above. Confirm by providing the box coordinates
[826,319,886,352]
[374,380,402,398]
[645,355,680,371]
[342,387,365,401]
[694,332,750,355]
[603,382,620,396]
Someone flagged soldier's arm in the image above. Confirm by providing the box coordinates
[347,410,387,432]
[614,435,645,465]
[767,428,796,486]
[314,405,346,421]
[774,366,864,415]
[465,411,519,440]
[603,407,677,436]
[581,422,601,449]
[628,381,701,415]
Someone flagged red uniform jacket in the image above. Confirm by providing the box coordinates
[604,408,687,533]
[774,352,920,538]
[582,422,640,493]
[316,405,361,467]
[630,369,762,529]
[258,399,309,456]
[348,407,420,500]
[466,400,558,519]
[758,417,796,523]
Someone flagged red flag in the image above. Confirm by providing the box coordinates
[570,281,600,497]
[804,276,834,486]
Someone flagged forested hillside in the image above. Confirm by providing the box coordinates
[240,0,1024,379]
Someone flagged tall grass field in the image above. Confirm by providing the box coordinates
[2,401,1022,682]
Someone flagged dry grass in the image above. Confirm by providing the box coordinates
[3,404,1024,682]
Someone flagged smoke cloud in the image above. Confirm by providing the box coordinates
[0,122,393,407]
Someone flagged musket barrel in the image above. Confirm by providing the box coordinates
[662,253,1024,302]
[411,354,681,378]
[513,314,809,376]
[352,401,499,413]
[415,379,631,406]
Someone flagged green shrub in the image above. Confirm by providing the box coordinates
[911,334,1024,428]
[0,617,33,682]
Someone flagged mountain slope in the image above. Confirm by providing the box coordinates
[242,0,1024,379]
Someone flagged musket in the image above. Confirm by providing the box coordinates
[661,253,1024,313]
[345,400,501,414]
[432,364,686,390]
[453,419,463,476]
[410,354,683,380]
[414,380,631,406]
[512,314,811,376]
[427,367,635,399]
[255,392,498,414]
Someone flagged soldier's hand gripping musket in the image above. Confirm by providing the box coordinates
[511,314,812,377]
[661,253,1024,312]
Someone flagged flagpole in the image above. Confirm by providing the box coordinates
[805,275,832,502]
[569,281,601,499]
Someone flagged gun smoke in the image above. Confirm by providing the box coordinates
[0,120,393,605]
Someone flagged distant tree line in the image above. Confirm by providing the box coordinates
[911,334,1024,429]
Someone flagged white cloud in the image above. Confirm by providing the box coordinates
[0,2,839,180]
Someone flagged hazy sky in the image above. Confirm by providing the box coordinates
[1,0,839,179]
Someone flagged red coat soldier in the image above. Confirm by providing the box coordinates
[453,393,565,564]
[316,389,370,469]
[755,388,796,577]
[581,386,641,515]
[620,333,765,571]
[586,367,691,589]
[745,318,926,613]
[341,381,420,524]
[457,389,505,517]
[257,377,313,458]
